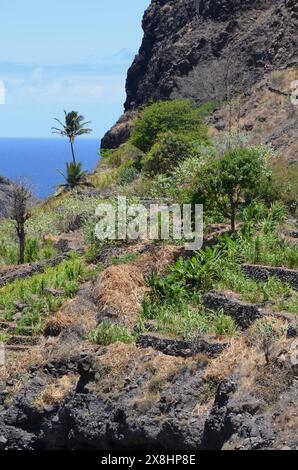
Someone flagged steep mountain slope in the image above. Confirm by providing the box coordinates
[1,0,298,453]
[102,0,298,149]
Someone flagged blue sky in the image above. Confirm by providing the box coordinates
[0,0,151,138]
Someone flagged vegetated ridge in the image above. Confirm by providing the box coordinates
[0,0,298,451]
[102,0,298,152]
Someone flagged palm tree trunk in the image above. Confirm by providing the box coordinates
[70,141,76,164]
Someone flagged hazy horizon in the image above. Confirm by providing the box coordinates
[0,0,151,139]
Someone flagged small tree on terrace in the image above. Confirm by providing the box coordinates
[218,149,262,232]
[194,148,263,232]
[11,181,32,264]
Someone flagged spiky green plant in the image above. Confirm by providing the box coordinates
[58,161,88,190]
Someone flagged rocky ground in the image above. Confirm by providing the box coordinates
[0,226,297,450]
[0,0,298,452]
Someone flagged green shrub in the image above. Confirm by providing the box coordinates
[142,132,199,176]
[131,99,207,152]
[24,238,40,263]
[271,159,298,214]
[116,161,139,186]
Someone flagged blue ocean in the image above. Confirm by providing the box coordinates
[0,138,100,198]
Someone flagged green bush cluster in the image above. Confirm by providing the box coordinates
[142,132,200,176]
[131,99,208,152]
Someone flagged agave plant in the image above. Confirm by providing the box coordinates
[58,161,88,190]
[52,111,92,163]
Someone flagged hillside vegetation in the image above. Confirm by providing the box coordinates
[0,71,297,451]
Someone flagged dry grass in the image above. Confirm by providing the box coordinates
[44,310,74,337]
[94,264,148,326]
[137,351,187,380]
[134,244,183,274]
[204,317,293,395]
[211,68,298,164]
[204,337,253,381]
[44,297,97,337]
[93,243,183,326]
[99,342,189,381]
[98,342,143,375]
[0,343,45,382]
[35,374,77,408]
[133,353,193,413]
[275,407,298,436]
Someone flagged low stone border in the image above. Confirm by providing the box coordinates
[241,264,298,291]
[0,252,72,288]
[201,291,263,330]
[136,332,227,358]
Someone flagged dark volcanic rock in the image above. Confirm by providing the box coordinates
[102,0,298,148]
[0,353,210,450]
[137,332,227,357]
[0,252,70,288]
[1,348,297,450]
[201,291,263,329]
[241,264,298,291]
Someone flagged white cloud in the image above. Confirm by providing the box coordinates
[2,69,126,106]
[0,48,135,107]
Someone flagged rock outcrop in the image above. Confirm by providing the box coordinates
[102,0,298,148]
[0,338,297,450]
[241,264,298,291]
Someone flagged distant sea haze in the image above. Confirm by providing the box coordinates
[0,138,100,198]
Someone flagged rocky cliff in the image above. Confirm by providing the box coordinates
[101,0,298,148]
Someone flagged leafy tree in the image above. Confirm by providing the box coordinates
[58,161,88,190]
[193,148,263,232]
[52,111,92,163]
[142,132,199,176]
[131,99,207,152]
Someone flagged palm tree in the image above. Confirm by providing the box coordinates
[52,111,92,163]
[58,161,88,190]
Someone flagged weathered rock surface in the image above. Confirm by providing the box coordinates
[0,341,297,450]
[0,252,71,288]
[137,332,227,358]
[102,0,298,148]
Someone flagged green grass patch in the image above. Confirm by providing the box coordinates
[88,321,135,345]
[0,254,95,333]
